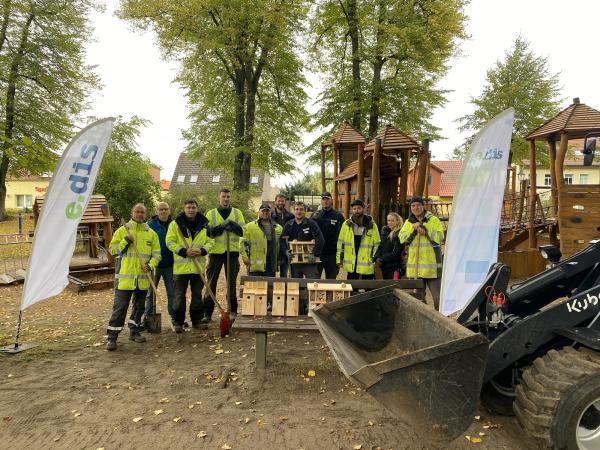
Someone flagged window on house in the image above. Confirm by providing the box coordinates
[189,175,198,184]
[176,175,185,183]
[544,174,551,186]
[580,174,589,184]
[212,175,221,183]
[250,175,259,184]
[427,175,432,186]
[16,195,33,208]
[564,174,573,185]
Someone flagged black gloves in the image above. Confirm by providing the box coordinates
[178,248,188,258]
[199,247,208,256]
[124,235,134,244]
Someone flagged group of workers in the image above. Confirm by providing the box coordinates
[105,189,444,351]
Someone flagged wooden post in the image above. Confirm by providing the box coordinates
[556,132,568,188]
[423,150,431,200]
[357,141,365,200]
[547,137,558,218]
[511,166,516,194]
[528,139,537,249]
[414,140,429,197]
[343,179,351,218]
[320,145,326,193]
[104,222,115,266]
[399,149,409,216]
[332,139,339,209]
[370,138,381,217]
[255,331,267,370]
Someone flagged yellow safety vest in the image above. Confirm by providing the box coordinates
[206,207,246,254]
[109,220,161,290]
[336,217,380,275]
[166,221,213,275]
[240,219,282,272]
[399,212,444,279]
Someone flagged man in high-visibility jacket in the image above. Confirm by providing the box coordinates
[241,203,283,277]
[336,199,380,280]
[399,196,444,309]
[203,188,245,319]
[166,199,213,333]
[106,203,161,351]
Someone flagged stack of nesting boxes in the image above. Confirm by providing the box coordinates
[307,282,353,315]
[241,281,300,317]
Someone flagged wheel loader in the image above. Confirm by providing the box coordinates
[312,240,600,449]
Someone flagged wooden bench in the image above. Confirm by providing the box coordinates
[233,277,425,369]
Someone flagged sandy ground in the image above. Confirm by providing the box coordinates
[0,277,542,450]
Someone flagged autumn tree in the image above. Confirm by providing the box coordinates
[308,0,467,144]
[0,0,99,219]
[119,0,309,191]
[454,35,563,162]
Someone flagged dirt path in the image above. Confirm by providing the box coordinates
[0,284,541,450]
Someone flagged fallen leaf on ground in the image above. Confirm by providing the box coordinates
[235,401,243,405]
[53,437,60,442]
[222,445,232,449]
[195,401,202,405]
[85,398,94,403]
[244,417,250,424]
[367,421,374,426]
[133,417,143,423]
[188,404,194,409]
[197,431,207,438]
[215,349,224,354]
[154,410,164,415]
[474,415,481,420]
[353,445,362,450]
[158,397,169,403]
[173,416,183,423]
[307,370,316,377]
[279,416,289,422]
[73,412,81,417]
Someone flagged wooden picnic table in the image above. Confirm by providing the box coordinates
[234,277,425,369]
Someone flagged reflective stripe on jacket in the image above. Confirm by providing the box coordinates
[398,212,444,279]
[207,207,245,254]
[240,219,282,273]
[109,220,161,290]
[165,221,213,275]
[336,216,380,275]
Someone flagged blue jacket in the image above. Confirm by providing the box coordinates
[147,215,174,268]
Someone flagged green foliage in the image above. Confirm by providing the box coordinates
[0,0,100,219]
[94,116,161,225]
[454,35,563,163]
[279,171,331,200]
[165,186,255,222]
[307,0,468,154]
[119,0,310,188]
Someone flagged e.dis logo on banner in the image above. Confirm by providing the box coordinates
[65,144,98,220]
[475,148,503,161]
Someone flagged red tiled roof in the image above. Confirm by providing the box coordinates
[160,180,171,190]
[434,160,462,197]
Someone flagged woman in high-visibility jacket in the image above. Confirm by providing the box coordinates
[399,197,444,308]
[240,204,283,276]
[336,199,380,278]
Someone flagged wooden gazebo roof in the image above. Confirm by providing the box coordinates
[34,194,113,224]
[322,120,365,147]
[364,124,421,155]
[526,100,600,140]
[334,154,400,181]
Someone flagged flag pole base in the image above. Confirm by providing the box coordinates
[0,343,36,354]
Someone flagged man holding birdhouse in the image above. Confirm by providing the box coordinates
[281,201,324,280]
[241,203,283,277]
[106,203,161,351]
[166,199,213,333]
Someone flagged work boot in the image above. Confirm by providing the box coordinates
[106,339,117,351]
[192,322,208,330]
[200,315,212,324]
[129,332,146,343]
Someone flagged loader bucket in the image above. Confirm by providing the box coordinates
[312,286,488,442]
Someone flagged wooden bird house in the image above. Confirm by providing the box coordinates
[307,282,353,316]
[272,282,286,316]
[288,240,316,263]
[286,281,300,316]
[241,281,256,316]
[254,281,269,316]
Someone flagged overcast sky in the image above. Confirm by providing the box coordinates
[86,0,600,186]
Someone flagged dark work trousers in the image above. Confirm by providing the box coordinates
[381,268,396,280]
[249,271,276,277]
[347,272,375,280]
[203,252,240,316]
[107,288,147,339]
[173,274,204,326]
[278,260,289,278]
[290,263,319,280]
[144,266,175,318]
[318,254,339,280]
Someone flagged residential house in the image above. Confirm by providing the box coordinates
[406,160,462,203]
[519,156,600,188]
[5,175,52,210]
[170,152,279,210]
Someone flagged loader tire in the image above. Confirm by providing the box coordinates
[514,347,600,449]
[480,368,517,415]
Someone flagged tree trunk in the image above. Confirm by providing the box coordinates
[367,1,386,139]
[0,12,34,220]
[347,0,361,129]
[0,0,11,53]
[233,68,248,191]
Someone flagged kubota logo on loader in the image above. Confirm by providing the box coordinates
[566,292,599,313]
[65,144,98,220]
